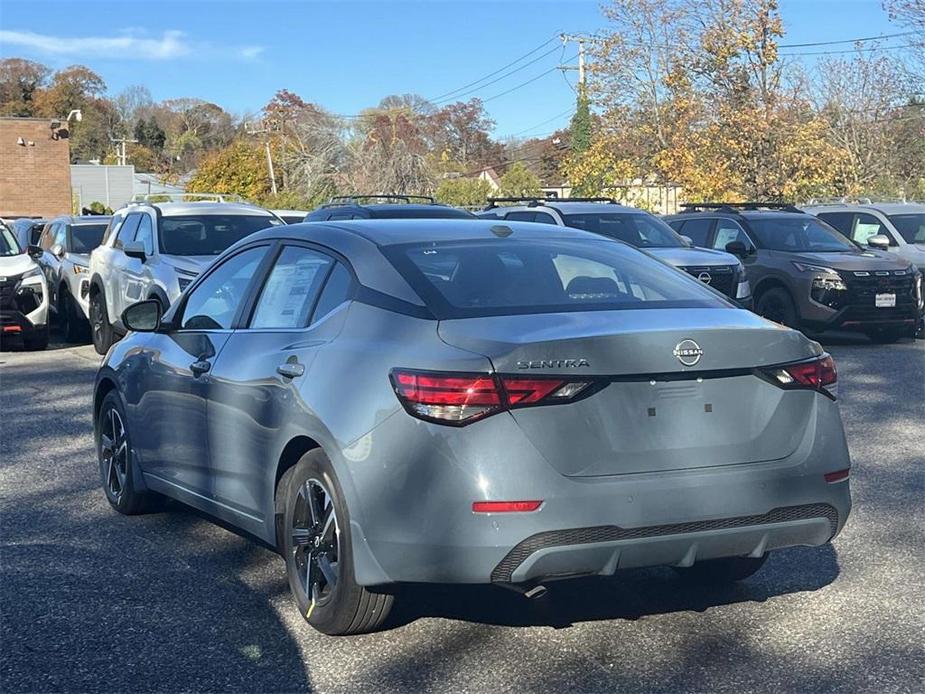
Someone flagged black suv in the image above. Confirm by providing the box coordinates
[665,203,923,342]
[305,195,475,221]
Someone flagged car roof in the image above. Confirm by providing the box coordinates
[804,202,925,215]
[51,215,112,225]
[122,201,276,217]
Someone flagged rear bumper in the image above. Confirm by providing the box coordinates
[0,309,46,338]
[344,396,852,586]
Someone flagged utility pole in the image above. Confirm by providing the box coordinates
[110,137,138,166]
[245,120,278,196]
[559,34,587,89]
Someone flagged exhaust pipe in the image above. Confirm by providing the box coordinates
[498,582,548,599]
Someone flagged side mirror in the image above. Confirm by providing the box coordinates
[725,240,751,258]
[680,235,694,247]
[51,243,66,259]
[123,241,148,261]
[121,299,162,332]
[867,234,890,250]
[26,244,43,260]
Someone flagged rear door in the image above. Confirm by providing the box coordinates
[206,244,351,516]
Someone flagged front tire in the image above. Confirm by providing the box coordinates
[95,391,160,515]
[673,554,768,584]
[280,450,394,635]
[756,288,799,328]
[865,327,905,344]
[90,290,115,355]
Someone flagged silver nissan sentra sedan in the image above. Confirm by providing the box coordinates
[94,219,851,635]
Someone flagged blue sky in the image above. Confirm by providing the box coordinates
[0,0,907,138]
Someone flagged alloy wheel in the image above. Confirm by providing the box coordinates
[292,478,340,607]
[99,406,128,501]
[91,296,103,344]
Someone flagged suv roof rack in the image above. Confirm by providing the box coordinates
[680,202,804,214]
[323,194,438,208]
[485,196,620,209]
[129,192,245,204]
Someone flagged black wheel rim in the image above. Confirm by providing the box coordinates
[59,294,69,336]
[761,296,790,325]
[91,296,104,345]
[292,478,340,608]
[99,406,128,501]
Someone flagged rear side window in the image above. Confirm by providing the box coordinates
[383,238,727,319]
[70,224,107,253]
[675,218,713,246]
[312,263,353,323]
[505,211,536,222]
[817,212,854,237]
[250,246,333,329]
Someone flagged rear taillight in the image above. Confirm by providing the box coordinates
[390,369,593,425]
[759,354,837,399]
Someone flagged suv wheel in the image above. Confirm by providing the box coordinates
[96,391,161,514]
[756,288,798,328]
[59,290,86,343]
[90,290,115,355]
[280,449,394,635]
[673,554,768,583]
[865,327,905,344]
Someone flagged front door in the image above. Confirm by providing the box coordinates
[130,244,271,497]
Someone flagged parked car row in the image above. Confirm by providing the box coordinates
[3,196,921,353]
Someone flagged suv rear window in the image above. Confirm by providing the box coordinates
[384,238,727,319]
[160,215,277,256]
[563,213,683,248]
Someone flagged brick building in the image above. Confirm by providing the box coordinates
[0,117,73,218]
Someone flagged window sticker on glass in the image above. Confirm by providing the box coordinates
[251,247,332,329]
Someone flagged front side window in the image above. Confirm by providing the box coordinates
[39,224,58,250]
[70,224,108,253]
[888,214,925,244]
[250,246,333,329]
[564,213,683,248]
[384,238,728,319]
[133,215,155,255]
[853,213,891,245]
[747,217,857,253]
[0,226,19,257]
[712,219,752,251]
[180,246,268,330]
[115,214,142,250]
[159,215,276,256]
[52,224,68,249]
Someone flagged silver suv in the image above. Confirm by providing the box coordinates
[803,201,925,268]
[88,194,282,354]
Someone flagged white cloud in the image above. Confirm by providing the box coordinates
[0,29,264,62]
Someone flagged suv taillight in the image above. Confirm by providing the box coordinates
[758,354,837,399]
[390,369,593,426]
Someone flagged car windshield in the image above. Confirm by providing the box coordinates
[0,226,20,256]
[563,213,683,248]
[748,217,857,253]
[70,224,107,253]
[159,215,277,255]
[384,238,728,319]
[887,214,925,244]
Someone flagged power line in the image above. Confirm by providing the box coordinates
[510,108,575,137]
[428,35,559,102]
[480,56,578,104]
[778,31,918,49]
[782,43,918,57]
[431,44,563,105]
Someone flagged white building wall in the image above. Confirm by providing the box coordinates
[70,165,135,210]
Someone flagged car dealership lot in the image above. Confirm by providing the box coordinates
[1,336,922,693]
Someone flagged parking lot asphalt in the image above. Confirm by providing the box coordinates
[1,332,923,694]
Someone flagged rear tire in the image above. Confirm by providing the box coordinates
[90,290,115,355]
[59,290,87,343]
[673,554,768,584]
[23,323,49,351]
[280,449,394,635]
[756,288,799,329]
[95,390,161,515]
[865,327,905,344]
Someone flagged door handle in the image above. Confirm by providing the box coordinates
[277,362,305,379]
[190,359,211,377]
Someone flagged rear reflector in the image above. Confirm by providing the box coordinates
[472,500,543,513]
[391,369,592,426]
[824,469,850,483]
[2,325,22,333]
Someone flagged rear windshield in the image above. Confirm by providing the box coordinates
[748,217,857,252]
[70,224,107,253]
[888,214,925,244]
[384,238,729,319]
[159,215,278,256]
[563,213,683,248]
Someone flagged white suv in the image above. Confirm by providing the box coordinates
[804,201,925,268]
[0,221,49,350]
[88,195,282,354]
